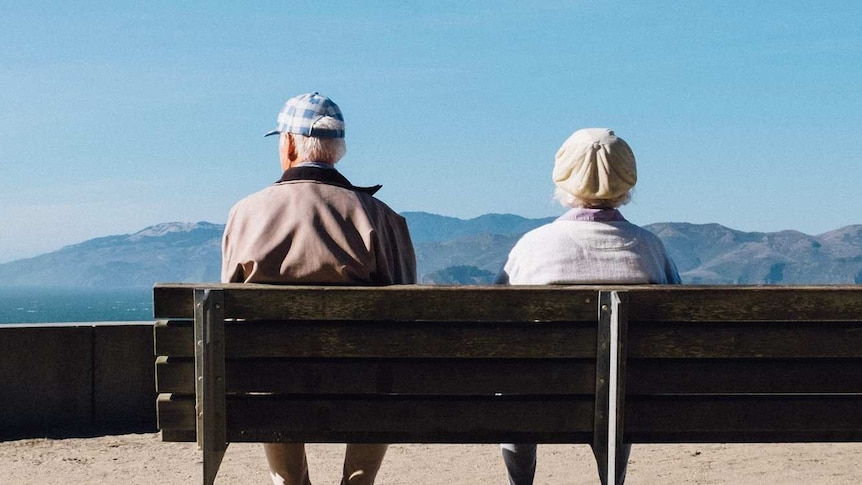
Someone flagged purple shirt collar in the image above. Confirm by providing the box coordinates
[556,208,627,222]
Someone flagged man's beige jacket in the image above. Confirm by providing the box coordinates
[222,167,416,285]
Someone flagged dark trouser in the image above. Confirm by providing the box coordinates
[501,443,632,485]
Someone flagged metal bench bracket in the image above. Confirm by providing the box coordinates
[194,288,228,485]
[594,290,628,485]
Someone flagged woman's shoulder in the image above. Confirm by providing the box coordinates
[515,220,574,243]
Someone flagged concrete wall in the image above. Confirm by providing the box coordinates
[0,323,157,439]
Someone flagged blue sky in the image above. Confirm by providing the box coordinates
[1,1,860,263]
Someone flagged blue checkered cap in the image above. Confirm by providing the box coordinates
[264,92,345,139]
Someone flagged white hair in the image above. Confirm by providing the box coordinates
[553,187,632,209]
[290,117,347,164]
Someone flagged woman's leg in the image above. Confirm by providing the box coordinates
[264,442,312,485]
[500,443,537,485]
[341,443,389,485]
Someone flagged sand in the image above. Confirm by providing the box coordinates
[2,434,861,484]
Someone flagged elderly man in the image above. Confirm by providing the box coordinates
[222,92,416,485]
[497,128,680,485]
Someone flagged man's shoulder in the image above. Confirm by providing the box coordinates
[229,183,284,210]
[347,188,400,217]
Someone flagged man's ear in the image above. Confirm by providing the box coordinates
[279,133,298,170]
[287,135,298,162]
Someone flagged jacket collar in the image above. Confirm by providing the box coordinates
[275,165,382,195]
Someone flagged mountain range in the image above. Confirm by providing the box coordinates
[0,212,860,287]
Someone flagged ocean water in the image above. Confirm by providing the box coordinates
[0,287,153,324]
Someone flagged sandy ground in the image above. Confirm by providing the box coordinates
[2,433,862,484]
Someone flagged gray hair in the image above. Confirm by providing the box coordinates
[291,117,347,163]
[553,187,632,209]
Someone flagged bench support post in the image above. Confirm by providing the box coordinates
[594,290,628,485]
[194,289,228,485]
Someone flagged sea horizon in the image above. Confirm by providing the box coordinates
[0,286,154,324]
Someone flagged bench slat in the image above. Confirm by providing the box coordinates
[628,358,862,394]
[157,394,595,443]
[158,393,862,443]
[154,284,598,322]
[629,286,862,322]
[155,319,862,359]
[626,394,862,442]
[629,321,862,358]
[157,357,862,396]
[156,357,597,395]
[154,284,862,322]
[155,320,598,359]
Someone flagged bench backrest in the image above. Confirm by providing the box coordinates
[153,284,862,483]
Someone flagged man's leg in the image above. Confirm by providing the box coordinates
[341,443,389,485]
[501,443,537,485]
[264,443,312,485]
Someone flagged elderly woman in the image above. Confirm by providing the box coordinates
[497,128,680,485]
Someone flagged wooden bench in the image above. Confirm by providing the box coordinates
[153,283,862,485]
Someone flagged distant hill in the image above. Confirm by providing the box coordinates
[0,222,223,287]
[0,213,860,287]
[403,211,555,283]
[403,211,555,243]
[649,222,862,284]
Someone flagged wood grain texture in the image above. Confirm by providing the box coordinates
[154,284,598,321]
[154,284,862,321]
[627,286,862,322]
[156,394,595,443]
[156,357,597,395]
[628,321,862,358]
[156,357,862,396]
[155,319,598,359]
[627,358,862,394]
[625,394,862,442]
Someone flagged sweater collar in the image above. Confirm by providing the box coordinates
[557,208,627,222]
[275,165,382,195]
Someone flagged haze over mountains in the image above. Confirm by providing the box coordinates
[0,212,860,287]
